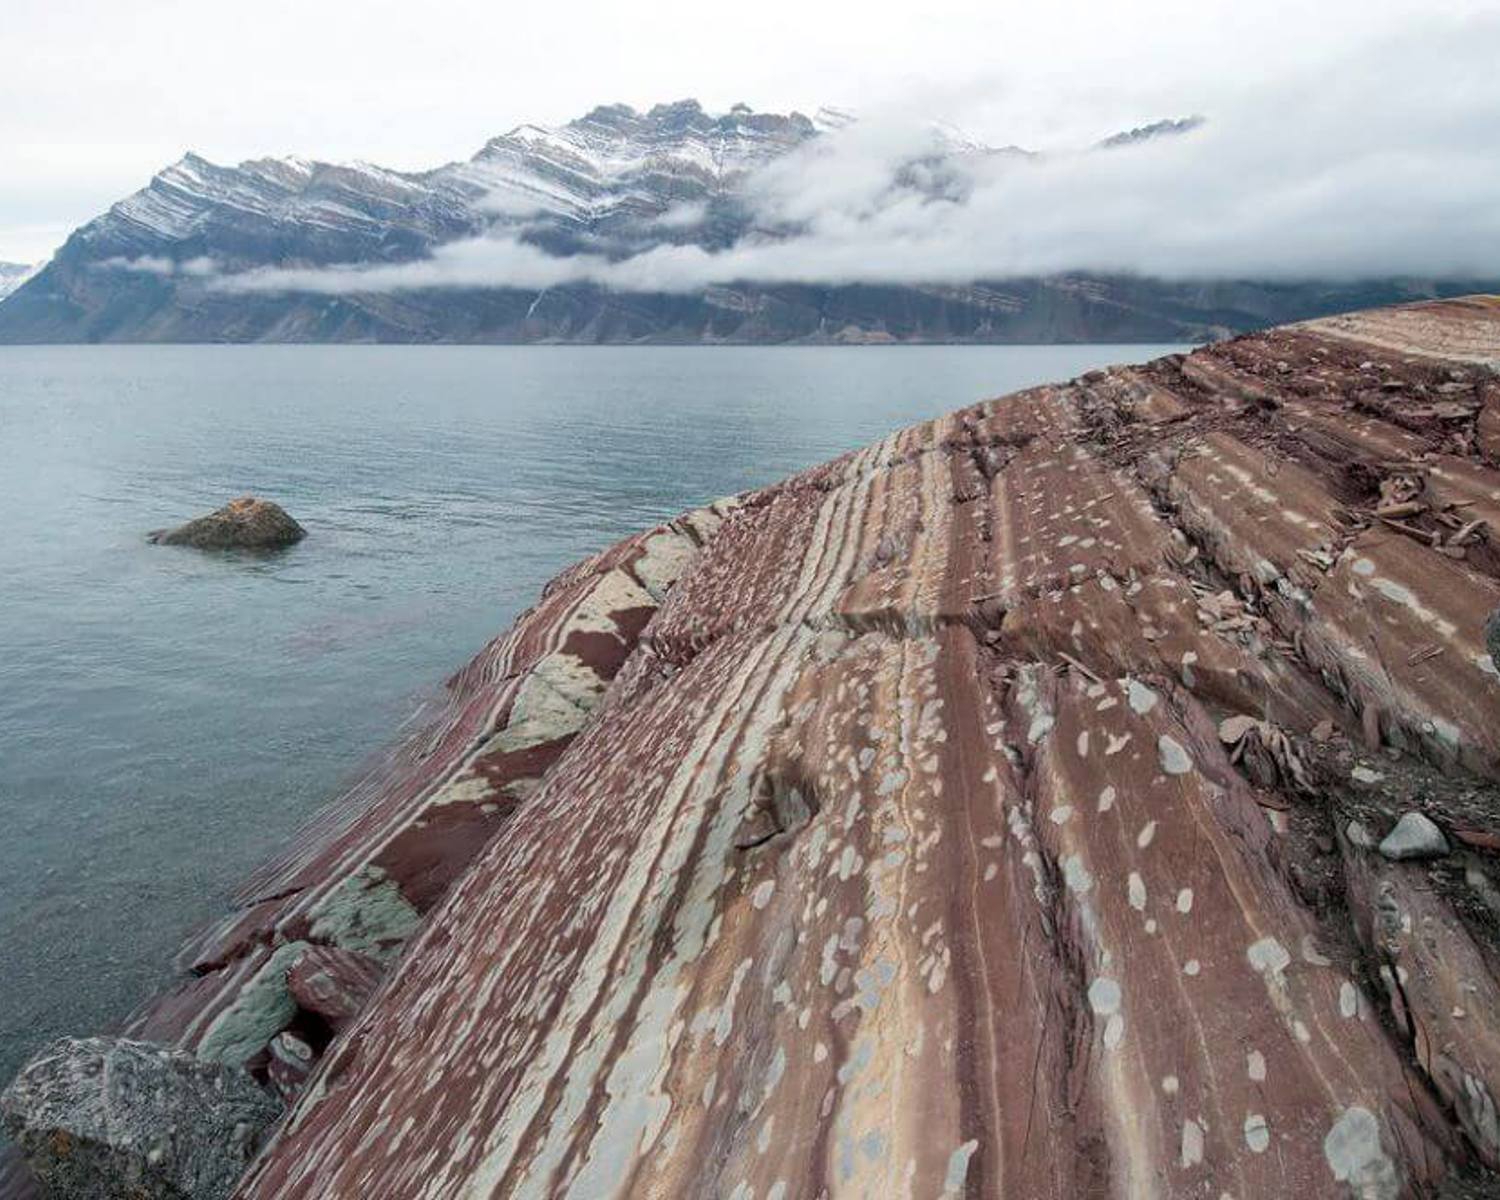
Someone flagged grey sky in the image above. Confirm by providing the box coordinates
[3,0,1496,271]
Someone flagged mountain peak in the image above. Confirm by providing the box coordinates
[644,97,704,120]
[1098,115,1205,149]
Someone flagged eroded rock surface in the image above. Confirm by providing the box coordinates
[0,504,728,1198]
[120,508,721,1084]
[212,296,1500,1198]
[11,296,1500,1199]
[148,497,305,550]
[0,1038,278,1200]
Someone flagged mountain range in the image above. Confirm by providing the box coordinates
[0,100,1489,344]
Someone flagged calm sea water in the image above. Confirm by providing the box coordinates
[0,343,1185,1089]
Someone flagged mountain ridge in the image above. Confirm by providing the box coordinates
[0,100,1491,344]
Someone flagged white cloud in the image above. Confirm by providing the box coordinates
[102,255,221,277]
[5,0,1496,266]
[102,255,176,275]
[651,201,708,230]
[210,12,1500,297]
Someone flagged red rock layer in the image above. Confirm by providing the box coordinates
[1,502,731,1198]
[9,297,1500,1200]
[218,297,1500,1198]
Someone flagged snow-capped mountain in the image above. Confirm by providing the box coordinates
[59,100,823,274]
[0,262,35,302]
[455,101,819,233]
[0,100,1485,343]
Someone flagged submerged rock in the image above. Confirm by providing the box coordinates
[148,496,304,550]
[0,1037,279,1199]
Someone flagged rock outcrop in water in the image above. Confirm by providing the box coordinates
[7,296,1500,1199]
[148,498,305,551]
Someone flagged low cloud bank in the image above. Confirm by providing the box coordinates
[212,17,1500,296]
[105,255,219,277]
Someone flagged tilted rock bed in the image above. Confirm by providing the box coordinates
[7,296,1500,1198]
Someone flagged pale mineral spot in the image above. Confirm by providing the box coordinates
[1247,936,1292,976]
[1157,735,1194,775]
[1062,854,1095,894]
[1324,1107,1399,1199]
[1181,1118,1206,1168]
[1088,977,1122,1015]
[1340,981,1360,1019]
[1127,680,1159,715]
[924,1138,972,1195]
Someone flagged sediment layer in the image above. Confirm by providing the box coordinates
[8,296,1500,1199]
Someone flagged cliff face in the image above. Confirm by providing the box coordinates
[10,297,1500,1199]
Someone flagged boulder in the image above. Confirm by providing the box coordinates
[1378,811,1450,861]
[148,497,304,550]
[0,1037,280,1200]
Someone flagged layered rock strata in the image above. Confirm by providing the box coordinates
[0,503,726,1198]
[9,296,1500,1199]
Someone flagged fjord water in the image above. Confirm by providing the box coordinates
[0,343,1185,1088]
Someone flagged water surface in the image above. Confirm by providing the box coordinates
[0,342,1186,1087]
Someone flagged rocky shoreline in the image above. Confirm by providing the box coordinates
[7,296,1500,1197]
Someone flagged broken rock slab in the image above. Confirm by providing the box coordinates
[284,945,383,1034]
[1379,812,1450,861]
[0,1037,279,1200]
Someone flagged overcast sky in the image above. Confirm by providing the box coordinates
[3,0,1497,271]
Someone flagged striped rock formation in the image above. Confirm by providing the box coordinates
[1,501,729,1199]
[10,296,1500,1199]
